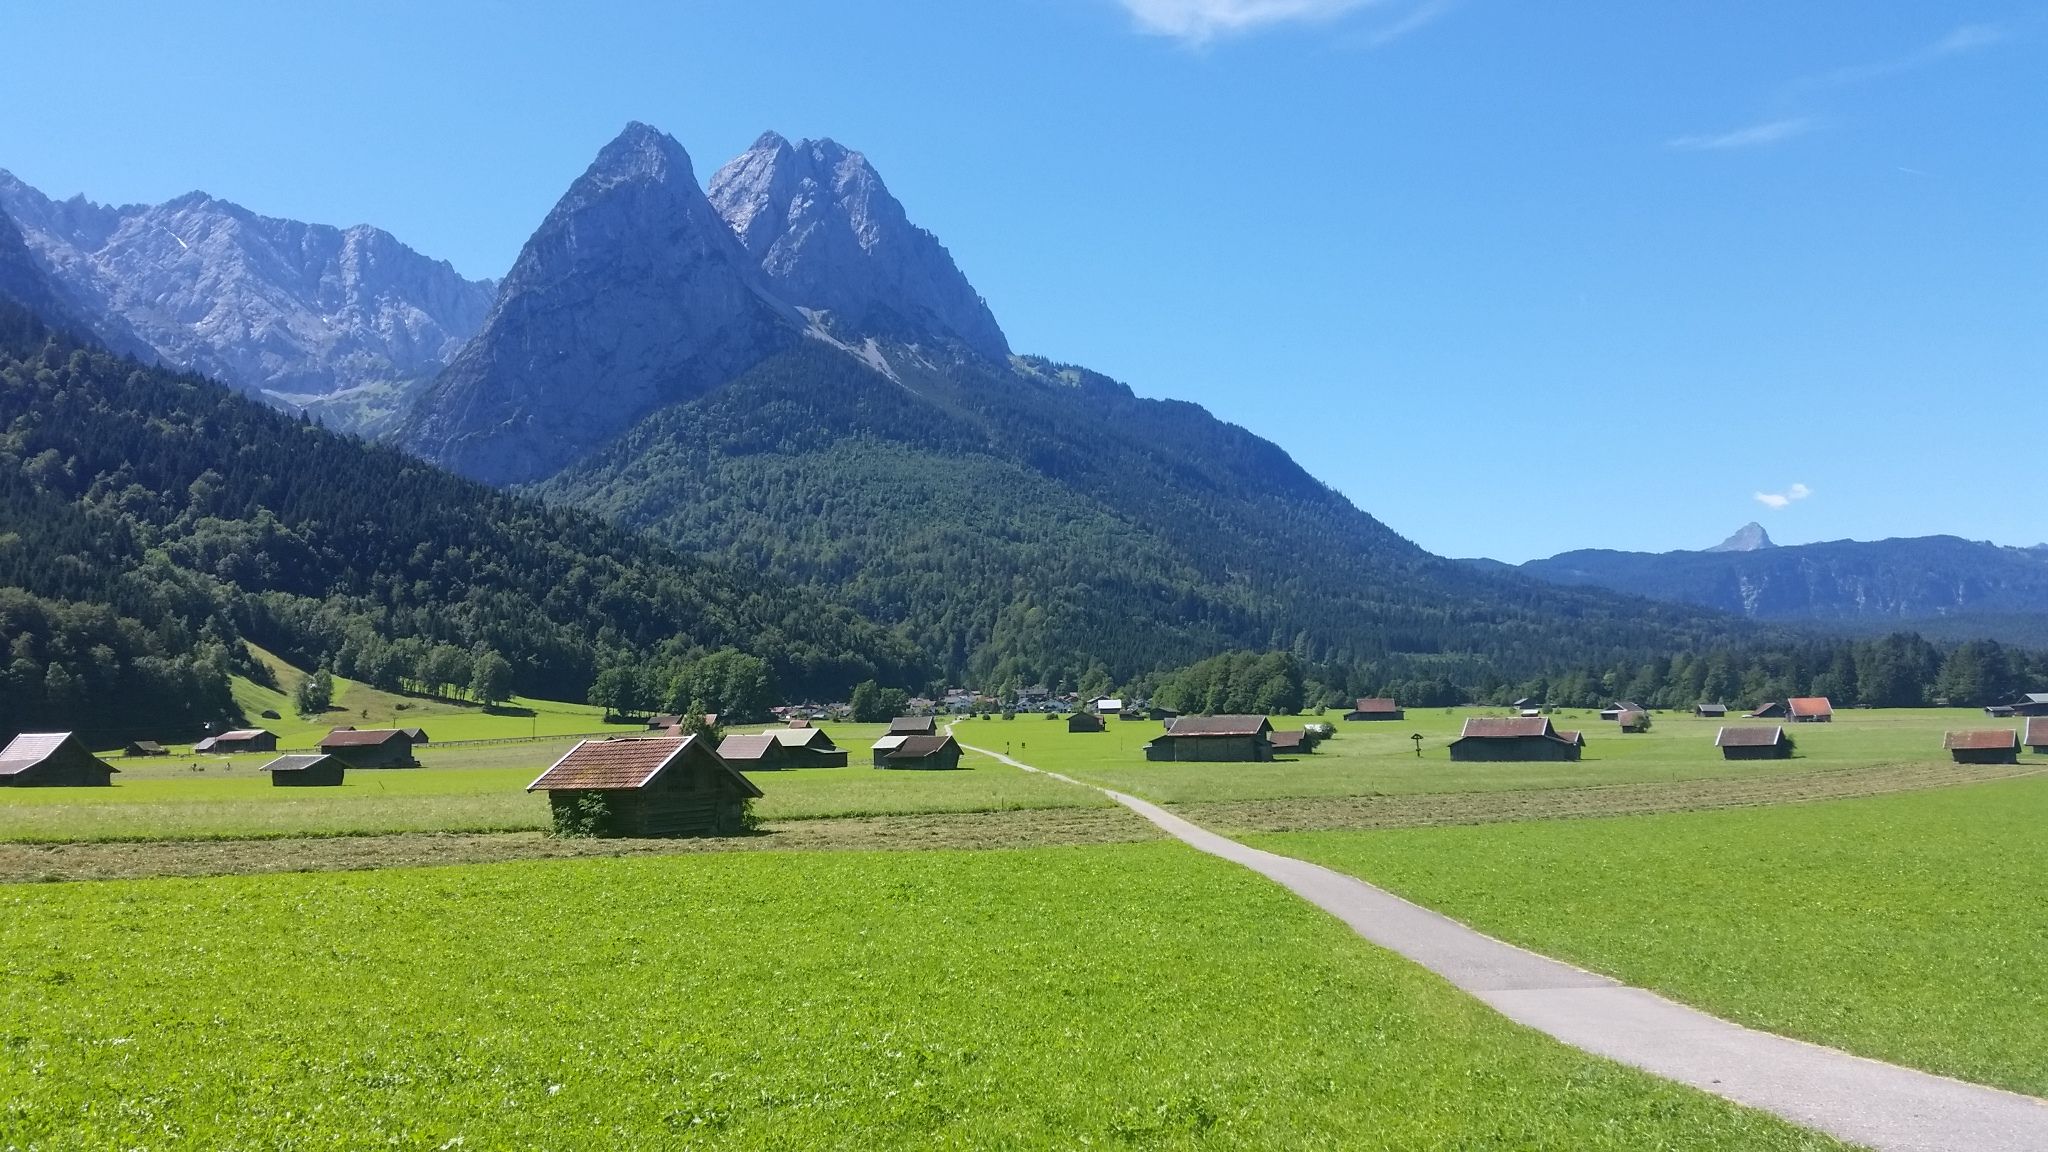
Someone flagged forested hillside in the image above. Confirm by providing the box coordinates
[0,304,924,742]
[537,341,1762,687]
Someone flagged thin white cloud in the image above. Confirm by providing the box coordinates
[1119,0,1380,44]
[1797,22,2005,91]
[1668,117,1816,152]
[1754,482,1813,510]
[1355,0,1456,48]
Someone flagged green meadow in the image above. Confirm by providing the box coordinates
[1255,774,2048,1097]
[0,843,1843,1150]
[952,706,2026,805]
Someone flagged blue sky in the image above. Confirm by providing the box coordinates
[2,1,2042,561]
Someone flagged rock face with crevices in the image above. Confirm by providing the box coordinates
[708,132,1010,362]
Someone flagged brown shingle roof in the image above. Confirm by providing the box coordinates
[528,736,762,797]
[1555,730,1584,746]
[888,717,936,735]
[2027,717,2048,746]
[320,729,412,748]
[885,735,958,760]
[1268,730,1306,750]
[1351,698,1399,713]
[1715,726,1785,748]
[1944,729,2018,751]
[1459,716,1555,739]
[1163,715,1272,737]
[263,754,340,773]
[1787,697,1834,718]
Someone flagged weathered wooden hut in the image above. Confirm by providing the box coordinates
[786,717,813,729]
[646,714,683,731]
[1714,726,1792,760]
[194,728,278,754]
[527,736,760,837]
[1343,697,1404,722]
[123,740,169,757]
[319,728,419,768]
[1068,712,1106,733]
[888,716,937,737]
[1145,706,1180,722]
[1268,730,1311,755]
[1597,701,1643,722]
[879,734,964,770]
[1787,697,1834,723]
[2027,718,2048,754]
[2010,693,2048,717]
[1145,716,1274,762]
[1615,710,1650,733]
[1447,717,1583,762]
[1746,702,1787,719]
[0,733,117,787]
[869,734,909,765]
[261,753,346,787]
[399,727,429,744]
[1695,703,1728,718]
[1944,729,2019,765]
[721,728,848,769]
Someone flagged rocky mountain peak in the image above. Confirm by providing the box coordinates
[708,132,1010,362]
[1707,522,1776,552]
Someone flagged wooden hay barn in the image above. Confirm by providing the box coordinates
[123,740,168,757]
[262,753,345,787]
[1268,730,1311,755]
[1695,703,1728,718]
[646,714,682,730]
[719,728,848,769]
[1597,701,1643,722]
[194,728,277,754]
[2027,718,2048,754]
[879,734,963,770]
[1787,697,1834,723]
[1615,710,1650,733]
[1448,717,1582,762]
[1146,707,1180,722]
[0,733,116,787]
[1068,712,1106,733]
[318,728,419,768]
[1746,702,1787,719]
[528,736,760,837]
[399,727,429,744]
[1343,697,1404,722]
[1715,726,1791,760]
[1944,729,2019,765]
[2011,693,2048,717]
[1145,716,1273,762]
[888,716,937,737]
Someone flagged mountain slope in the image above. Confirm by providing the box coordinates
[401,123,801,485]
[0,301,923,741]
[1518,533,2048,622]
[536,339,1751,684]
[0,169,495,432]
[708,132,1009,360]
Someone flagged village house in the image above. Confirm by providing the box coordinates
[193,728,278,754]
[888,716,937,737]
[1714,726,1792,760]
[1448,716,1583,762]
[1090,697,1125,718]
[2026,717,2048,754]
[1145,715,1273,762]
[528,736,759,837]
[123,739,169,757]
[1343,697,1405,722]
[318,728,419,768]
[1944,729,2019,765]
[878,734,964,770]
[261,753,346,787]
[1695,703,1728,718]
[0,733,117,787]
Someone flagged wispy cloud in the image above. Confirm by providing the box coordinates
[1119,0,1381,45]
[1795,22,2005,91]
[1354,0,1456,48]
[1667,116,1817,152]
[1754,482,1813,510]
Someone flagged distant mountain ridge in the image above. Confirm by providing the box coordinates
[1503,529,2048,625]
[0,169,496,432]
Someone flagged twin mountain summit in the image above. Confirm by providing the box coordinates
[3,121,2044,683]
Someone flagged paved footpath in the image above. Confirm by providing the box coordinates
[959,739,2048,1152]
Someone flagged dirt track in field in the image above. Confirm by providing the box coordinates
[1175,761,2045,833]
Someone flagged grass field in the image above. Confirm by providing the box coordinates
[0,843,1844,1149]
[0,726,1099,843]
[953,706,2044,805]
[1252,774,2048,1098]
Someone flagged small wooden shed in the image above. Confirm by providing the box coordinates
[528,736,760,837]
[1145,716,1273,762]
[318,728,419,768]
[123,740,169,757]
[261,753,346,787]
[1787,697,1834,723]
[2010,693,2048,718]
[2027,718,2048,754]
[194,728,278,754]
[1343,697,1404,722]
[1068,712,1106,733]
[1268,730,1312,755]
[888,716,937,737]
[1944,729,2019,765]
[879,734,963,770]
[1695,703,1728,718]
[0,733,117,787]
[1615,710,1650,733]
[1746,702,1787,719]
[1448,717,1582,762]
[1715,726,1792,760]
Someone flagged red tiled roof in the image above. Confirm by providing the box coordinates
[529,736,763,797]
[1459,716,1555,739]
[1162,715,1271,737]
[1943,729,2017,751]
[320,728,412,747]
[1715,726,1785,748]
[1787,697,1834,717]
[1351,698,1399,713]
